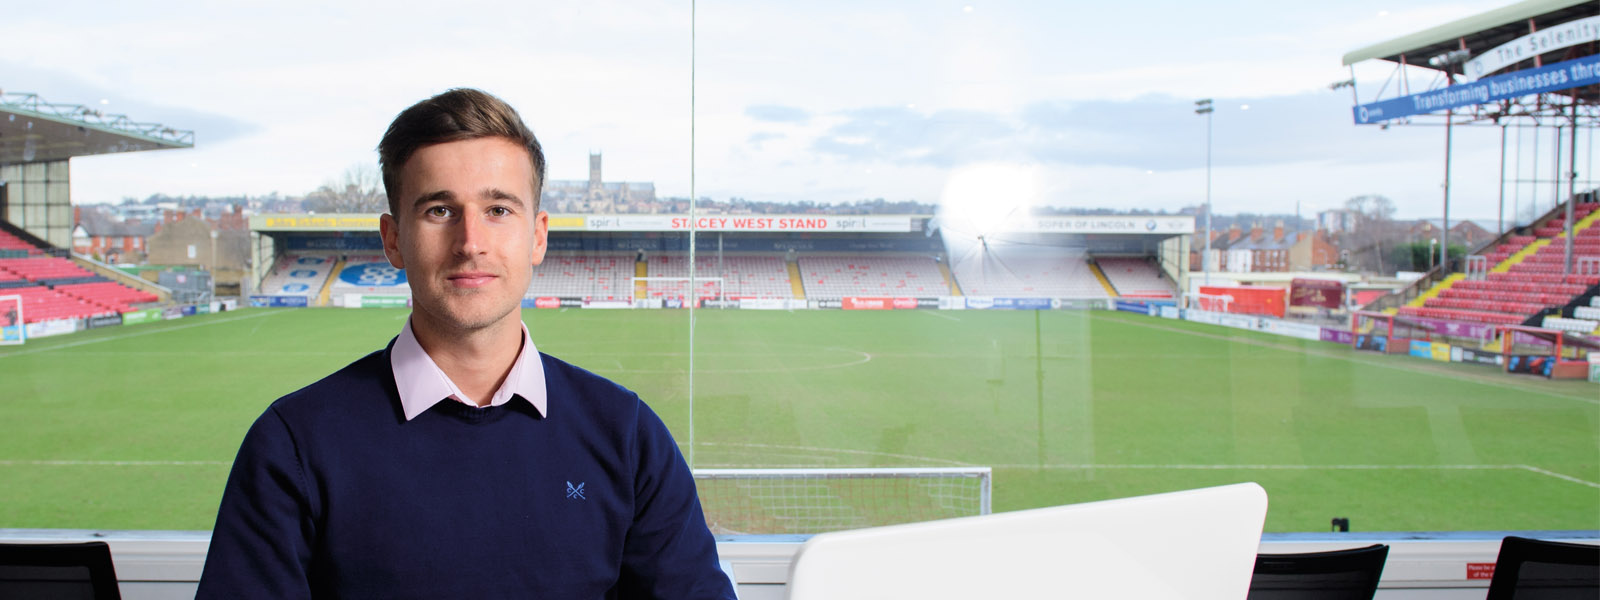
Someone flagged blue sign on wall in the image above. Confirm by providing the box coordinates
[1354,55,1600,124]
[340,262,407,287]
[249,295,311,308]
[286,236,386,251]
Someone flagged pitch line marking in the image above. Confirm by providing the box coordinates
[979,463,1600,489]
[563,346,874,374]
[1093,313,1600,406]
[921,310,961,322]
[0,310,281,360]
[1516,465,1600,489]
[697,441,974,467]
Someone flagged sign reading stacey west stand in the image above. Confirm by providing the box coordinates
[584,215,912,232]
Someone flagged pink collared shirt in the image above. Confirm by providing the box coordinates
[390,319,547,421]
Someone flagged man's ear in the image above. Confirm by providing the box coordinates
[530,210,550,267]
[380,212,405,269]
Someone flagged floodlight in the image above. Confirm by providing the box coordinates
[1427,49,1470,68]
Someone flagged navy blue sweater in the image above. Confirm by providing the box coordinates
[198,344,734,599]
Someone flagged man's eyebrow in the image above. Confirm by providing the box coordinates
[411,190,454,208]
[483,188,526,205]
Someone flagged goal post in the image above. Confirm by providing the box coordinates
[0,294,22,345]
[633,276,724,306]
[692,467,992,535]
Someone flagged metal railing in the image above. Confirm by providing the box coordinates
[0,91,194,146]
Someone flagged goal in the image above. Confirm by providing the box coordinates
[632,276,724,307]
[0,294,22,345]
[692,467,992,535]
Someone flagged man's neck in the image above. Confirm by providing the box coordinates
[408,312,522,406]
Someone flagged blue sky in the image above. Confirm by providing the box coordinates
[5,0,1570,224]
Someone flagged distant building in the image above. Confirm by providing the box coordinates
[543,152,656,213]
[1407,219,1494,249]
[1318,209,1358,234]
[1226,222,1294,272]
[1289,229,1340,271]
[73,206,157,263]
[145,210,249,270]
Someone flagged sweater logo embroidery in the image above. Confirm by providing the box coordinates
[566,481,586,500]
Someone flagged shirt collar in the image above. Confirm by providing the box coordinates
[390,318,547,421]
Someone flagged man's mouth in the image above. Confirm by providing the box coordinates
[447,271,497,288]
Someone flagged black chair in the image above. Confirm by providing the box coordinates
[1246,543,1389,600]
[1485,536,1600,600]
[0,541,122,600]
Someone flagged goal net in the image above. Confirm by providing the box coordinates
[633,276,724,307]
[693,467,992,535]
[0,294,22,345]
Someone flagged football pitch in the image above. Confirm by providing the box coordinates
[0,307,1595,533]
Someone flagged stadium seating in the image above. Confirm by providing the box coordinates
[0,229,40,256]
[259,253,337,300]
[645,253,793,300]
[2,285,121,324]
[799,255,948,298]
[948,249,1107,298]
[1412,198,1599,329]
[54,282,158,311]
[0,257,96,283]
[529,251,634,301]
[1095,257,1175,299]
[0,255,158,320]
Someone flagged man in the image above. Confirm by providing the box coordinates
[199,88,735,599]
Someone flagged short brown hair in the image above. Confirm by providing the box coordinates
[377,88,546,216]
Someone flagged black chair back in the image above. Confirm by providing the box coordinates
[1247,543,1389,600]
[1485,536,1600,600]
[0,541,122,600]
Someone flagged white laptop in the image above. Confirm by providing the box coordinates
[787,482,1268,600]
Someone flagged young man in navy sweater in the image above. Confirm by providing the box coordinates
[198,88,736,599]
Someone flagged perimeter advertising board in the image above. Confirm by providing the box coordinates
[1289,278,1343,309]
[25,319,78,339]
[250,295,311,308]
[123,309,162,325]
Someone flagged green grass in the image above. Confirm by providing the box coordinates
[0,307,1595,532]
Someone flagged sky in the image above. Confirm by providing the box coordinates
[4,0,1591,225]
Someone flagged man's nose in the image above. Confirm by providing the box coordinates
[456,212,487,256]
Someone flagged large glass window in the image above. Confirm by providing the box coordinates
[0,1,1596,542]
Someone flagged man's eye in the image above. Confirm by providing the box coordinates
[425,206,452,218]
[488,206,512,217]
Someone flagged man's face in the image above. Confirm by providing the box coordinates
[380,137,548,335]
